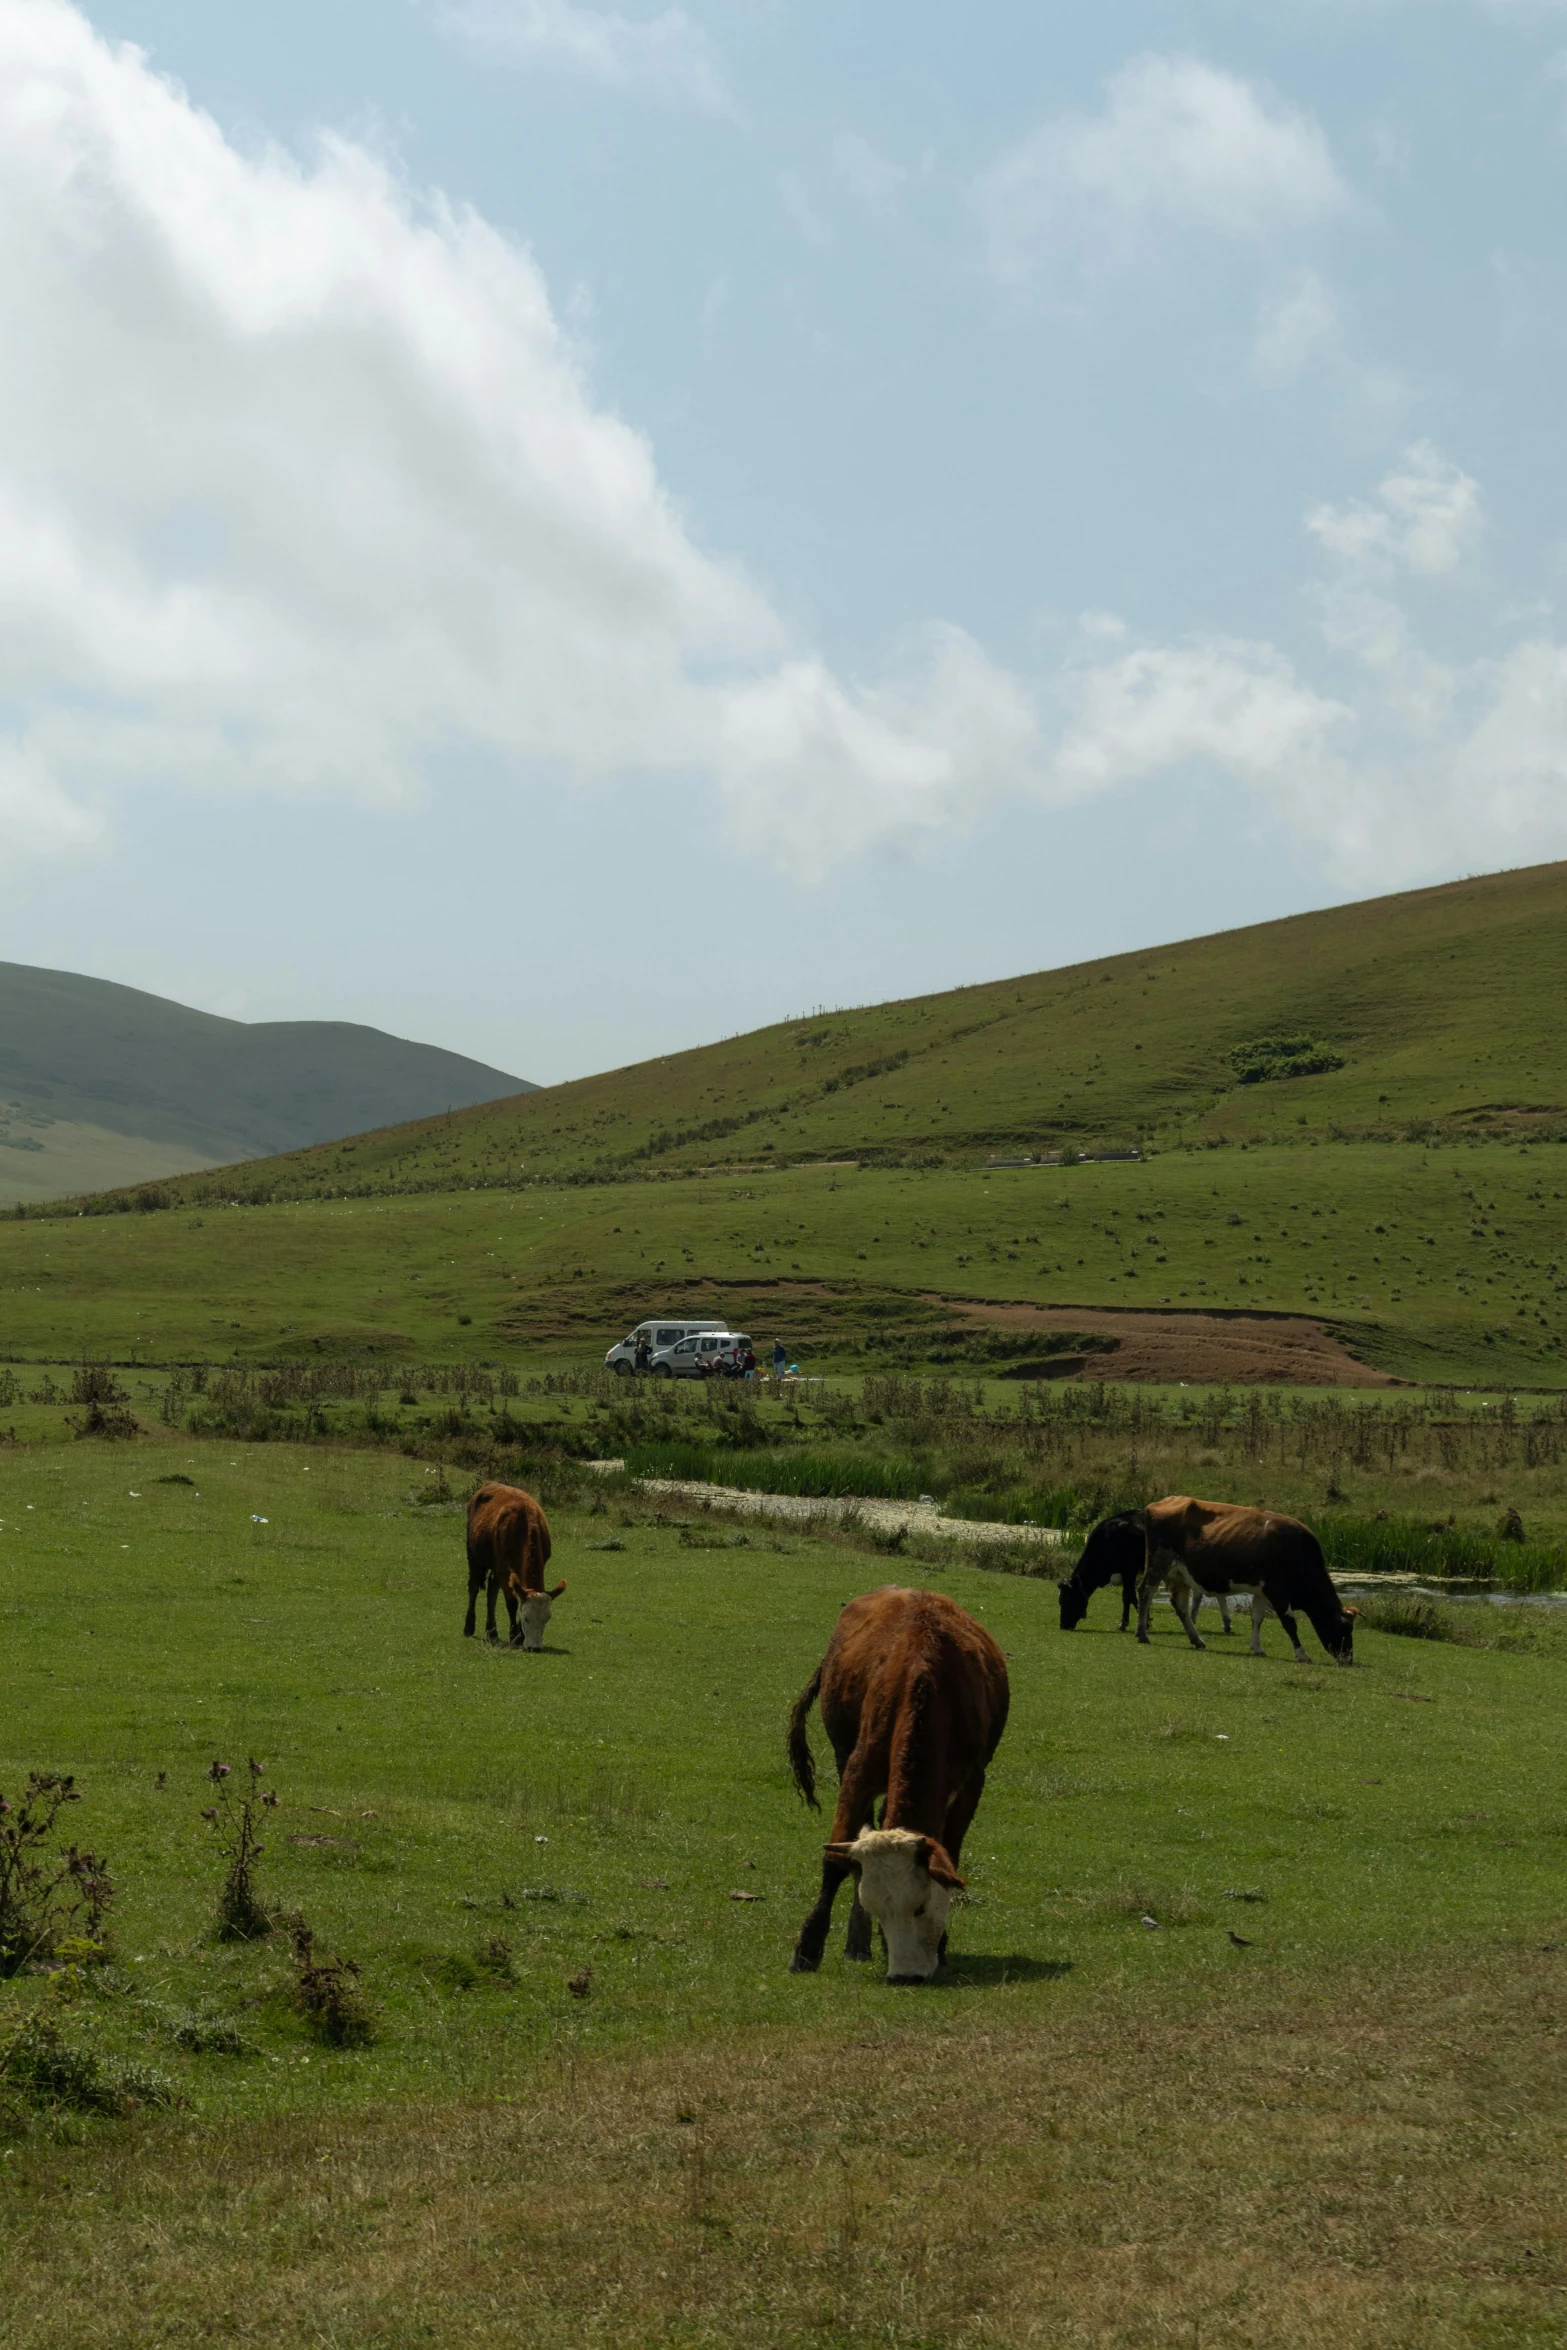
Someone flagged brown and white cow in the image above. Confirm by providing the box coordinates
[787,1586,1010,1982]
[464,1481,566,1650]
[1136,1495,1356,1665]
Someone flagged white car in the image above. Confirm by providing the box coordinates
[649,1329,751,1379]
[605,1316,728,1375]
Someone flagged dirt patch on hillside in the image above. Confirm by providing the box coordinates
[925,1297,1393,1386]
[510,1276,1391,1383]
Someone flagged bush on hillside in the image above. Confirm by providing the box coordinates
[1229,1035,1346,1085]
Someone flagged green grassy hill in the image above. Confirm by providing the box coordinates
[72,860,1567,1211]
[8,864,1564,1387]
[0,1142,1559,1383]
[0,963,532,1203]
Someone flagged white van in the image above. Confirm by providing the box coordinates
[605,1316,729,1375]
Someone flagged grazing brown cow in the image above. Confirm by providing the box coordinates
[464,1481,566,1650]
[1136,1495,1356,1665]
[787,1586,1010,1982]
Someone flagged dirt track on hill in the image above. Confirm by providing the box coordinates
[927,1296,1393,1385]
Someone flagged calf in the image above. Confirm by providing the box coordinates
[787,1586,1009,1983]
[1060,1511,1234,1636]
[1136,1495,1356,1665]
[463,1481,566,1650]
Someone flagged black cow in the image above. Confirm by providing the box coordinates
[1059,1511,1234,1636]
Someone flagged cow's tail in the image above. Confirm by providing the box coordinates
[787,1665,824,1811]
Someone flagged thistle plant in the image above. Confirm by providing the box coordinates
[0,1773,113,1977]
[201,1758,279,1941]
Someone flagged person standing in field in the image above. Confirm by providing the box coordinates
[772,1338,786,1383]
[634,1331,651,1375]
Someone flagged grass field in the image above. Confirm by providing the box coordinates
[1,1140,1561,1386]
[3,1434,1567,2345]
[45,859,1567,1213]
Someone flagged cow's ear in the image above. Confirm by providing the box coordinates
[824,1841,859,1868]
[1343,1604,1359,1620]
[919,1838,966,1890]
[547,1579,567,1599]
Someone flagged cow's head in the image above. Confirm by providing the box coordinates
[509,1578,567,1651]
[824,1826,964,1982]
[1329,1604,1357,1666]
[1060,1512,1142,1631]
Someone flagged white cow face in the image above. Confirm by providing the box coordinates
[826,1826,964,1982]
[511,1578,566,1651]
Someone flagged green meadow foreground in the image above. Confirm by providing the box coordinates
[3,1439,1567,2346]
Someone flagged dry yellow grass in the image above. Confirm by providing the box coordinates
[6,1946,1565,2348]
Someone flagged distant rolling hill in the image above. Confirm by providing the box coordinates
[0,963,533,1202]
[78,859,1567,1209]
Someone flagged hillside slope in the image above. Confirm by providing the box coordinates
[0,963,532,1202]
[1,1143,1560,1386]
[87,860,1567,1210]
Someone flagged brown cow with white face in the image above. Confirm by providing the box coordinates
[787,1586,1009,1983]
[464,1481,566,1650]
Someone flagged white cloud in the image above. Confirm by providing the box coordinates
[1307,441,1483,576]
[977,54,1349,289]
[0,0,1056,883]
[832,133,912,225]
[1249,270,1408,429]
[713,625,1045,879]
[1022,445,1567,885]
[1250,270,1341,384]
[433,0,728,106]
[1,7,1561,900]
[1050,638,1348,804]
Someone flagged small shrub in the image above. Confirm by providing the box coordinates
[165,2009,255,2056]
[289,1920,374,2046]
[74,1401,141,1440]
[1,2005,181,2117]
[201,1759,279,1942]
[426,1951,482,1993]
[1355,1592,1466,1644]
[0,1775,114,1977]
[475,1933,517,1984]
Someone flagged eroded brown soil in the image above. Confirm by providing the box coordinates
[928,1295,1393,1385]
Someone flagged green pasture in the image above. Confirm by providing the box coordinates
[6,1436,1567,2344]
[1,1140,1561,1384]
[2,1437,1566,2100]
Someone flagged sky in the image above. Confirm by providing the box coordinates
[3,1,1567,1084]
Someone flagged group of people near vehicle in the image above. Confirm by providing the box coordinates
[629,1330,786,1380]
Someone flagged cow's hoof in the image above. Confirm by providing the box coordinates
[788,1949,820,1974]
[844,1943,872,1963]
